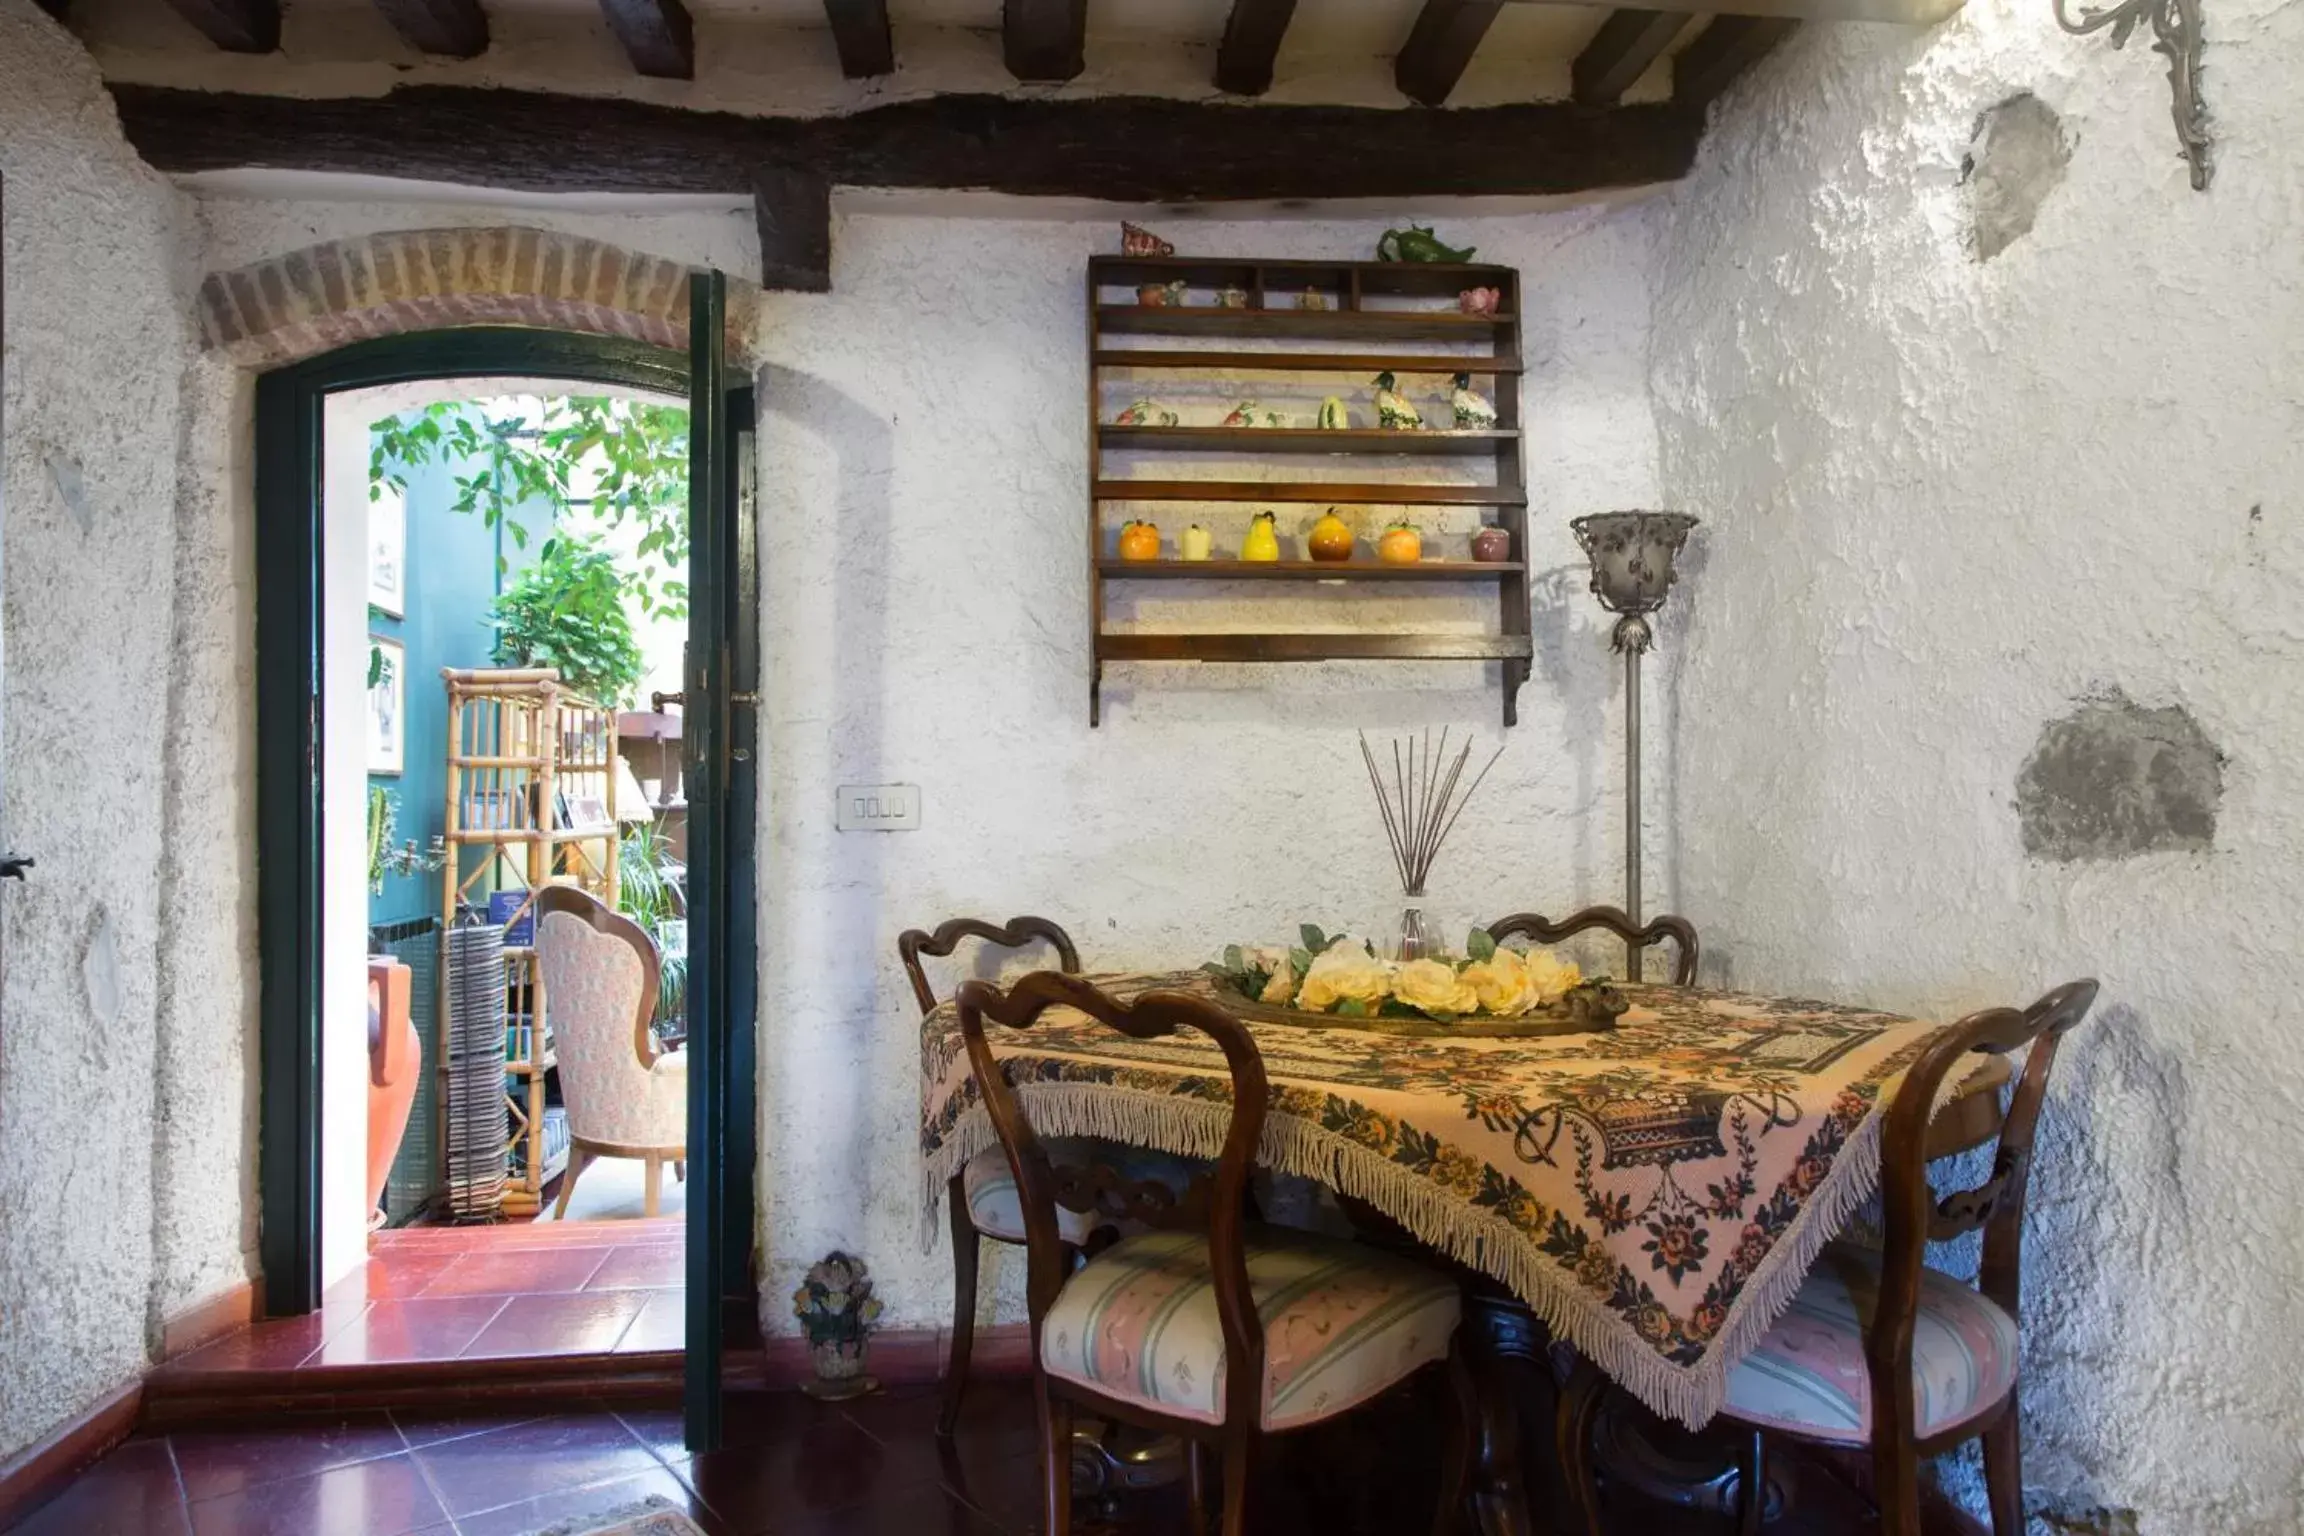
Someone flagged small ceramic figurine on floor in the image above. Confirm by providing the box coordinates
[1373,372,1423,430]
[1114,399,1180,427]
[1450,372,1497,429]
[1318,396,1351,429]
[1241,511,1281,561]
[1121,222,1174,257]
[1222,401,1286,428]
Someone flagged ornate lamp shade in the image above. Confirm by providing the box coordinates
[1570,511,1699,653]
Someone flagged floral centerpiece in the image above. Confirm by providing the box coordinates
[1206,924,1600,1025]
[792,1250,884,1399]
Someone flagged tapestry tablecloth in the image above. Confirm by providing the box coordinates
[919,970,1980,1428]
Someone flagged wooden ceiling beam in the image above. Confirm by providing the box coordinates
[1214,0,1300,96]
[754,168,832,291]
[1672,14,1798,109]
[1504,0,1950,20]
[1003,0,1087,81]
[1394,0,1505,107]
[599,0,693,78]
[109,85,1703,205]
[822,0,894,77]
[373,0,487,56]
[1572,10,1687,105]
[158,0,278,52]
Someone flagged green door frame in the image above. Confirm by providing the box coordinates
[250,328,757,1387]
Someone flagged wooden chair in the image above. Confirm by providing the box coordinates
[955,970,1479,1536]
[1485,904,1700,986]
[534,885,687,1218]
[898,915,1089,1436]
[1556,977,2100,1536]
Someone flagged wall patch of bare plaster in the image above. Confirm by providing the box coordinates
[1964,92,2071,261]
[2016,693,2221,861]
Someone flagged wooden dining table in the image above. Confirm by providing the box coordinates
[918,967,2008,1534]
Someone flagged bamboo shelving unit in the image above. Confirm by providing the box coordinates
[439,667,622,1219]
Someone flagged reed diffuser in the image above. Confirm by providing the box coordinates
[1359,728,1506,961]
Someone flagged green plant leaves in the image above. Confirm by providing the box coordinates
[489,536,646,706]
[1300,923,1329,955]
[1466,927,1497,962]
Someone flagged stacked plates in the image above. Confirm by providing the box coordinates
[442,922,511,1220]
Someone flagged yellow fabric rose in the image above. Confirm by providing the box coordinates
[1522,949,1583,1005]
[1461,948,1540,1016]
[1296,940,1392,1011]
[1392,958,1479,1017]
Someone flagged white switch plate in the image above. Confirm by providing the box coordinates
[835,783,922,832]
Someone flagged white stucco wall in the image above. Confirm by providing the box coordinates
[0,0,201,1459]
[1646,1,2304,1528]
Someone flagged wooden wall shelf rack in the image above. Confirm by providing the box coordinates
[1088,253,1527,726]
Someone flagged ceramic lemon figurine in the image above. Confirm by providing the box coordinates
[1450,372,1497,429]
[1241,511,1281,562]
[1373,372,1422,430]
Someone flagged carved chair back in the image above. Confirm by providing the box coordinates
[1485,904,1701,986]
[954,972,1272,1435]
[533,885,668,1145]
[897,915,1081,1018]
[1870,978,2098,1455]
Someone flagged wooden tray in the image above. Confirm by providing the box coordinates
[1206,976,1628,1039]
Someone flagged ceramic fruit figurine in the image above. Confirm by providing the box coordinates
[1307,508,1354,563]
[1137,280,1188,307]
[1459,286,1502,316]
[1216,285,1250,308]
[1470,524,1511,563]
[1241,511,1281,562]
[1120,222,1174,257]
[1317,397,1351,430]
[1181,524,1213,561]
[1450,372,1498,429]
[1295,287,1331,311]
[1114,399,1180,427]
[1118,520,1161,561]
[1376,225,1477,264]
[1373,372,1423,430]
[1222,401,1285,428]
[1378,521,1423,564]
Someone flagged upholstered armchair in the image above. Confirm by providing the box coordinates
[534,886,687,1218]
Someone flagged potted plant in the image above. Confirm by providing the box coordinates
[488,535,646,707]
[793,1251,884,1399]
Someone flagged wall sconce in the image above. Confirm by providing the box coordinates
[1571,512,1698,978]
[2055,0,2211,190]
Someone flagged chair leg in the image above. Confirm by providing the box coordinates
[1735,1428,1767,1536]
[1036,1375,1072,1536]
[552,1146,590,1220]
[1872,1432,1924,1536]
[1433,1345,1479,1535]
[1218,1431,1256,1536]
[1186,1439,1213,1536]
[1982,1396,2024,1536]
[643,1155,663,1217]
[938,1174,979,1438]
[1555,1355,1606,1536]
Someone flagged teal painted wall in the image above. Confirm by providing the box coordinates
[366,419,553,926]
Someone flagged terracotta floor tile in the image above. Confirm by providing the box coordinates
[385,1407,544,1450]
[183,1452,446,1536]
[612,1406,690,1464]
[305,1296,511,1366]
[459,1291,647,1358]
[611,1289,687,1353]
[414,1244,611,1297]
[168,1412,409,1502]
[325,1250,459,1310]
[164,1312,341,1373]
[408,1413,662,1517]
[584,1243,687,1291]
[450,1466,730,1536]
[676,1411,944,1530]
[8,1437,189,1536]
[772,1480,1014,1536]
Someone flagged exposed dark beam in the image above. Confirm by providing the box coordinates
[753,168,831,292]
[373,0,487,57]
[1003,0,1086,81]
[1395,0,1508,108]
[823,0,894,76]
[1214,0,1300,96]
[600,0,692,77]
[159,0,278,52]
[1572,10,1687,106]
[109,85,1703,205]
[35,0,72,19]
[1672,15,1797,109]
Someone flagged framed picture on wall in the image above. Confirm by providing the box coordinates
[367,636,405,775]
[368,485,406,618]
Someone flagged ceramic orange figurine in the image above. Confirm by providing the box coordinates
[1118,521,1161,560]
[1378,521,1423,565]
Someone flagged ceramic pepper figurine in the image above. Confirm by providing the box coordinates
[1450,372,1498,429]
[1222,401,1286,428]
[1240,511,1281,561]
[1376,225,1477,263]
[1181,524,1213,561]
[1114,399,1180,427]
[1373,372,1423,430]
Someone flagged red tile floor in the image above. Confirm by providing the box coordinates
[163,1219,684,1375]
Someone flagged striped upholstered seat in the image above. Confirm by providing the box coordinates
[1723,1244,2020,1444]
[1040,1226,1460,1432]
[961,1145,1098,1245]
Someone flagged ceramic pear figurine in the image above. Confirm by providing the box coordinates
[1450,372,1498,429]
[1376,225,1477,264]
[1373,372,1423,431]
[1307,509,1354,563]
[1240,511,1281,562]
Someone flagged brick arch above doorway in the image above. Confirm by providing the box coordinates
[196,226,753,368]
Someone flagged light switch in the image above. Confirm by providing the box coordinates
[835,783,922,832]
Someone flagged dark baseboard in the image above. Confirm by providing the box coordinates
[159,1278,259,1362]
[141,1350,699,1427]
[759,1322,1032,1391]
[0,1381,144,1531]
